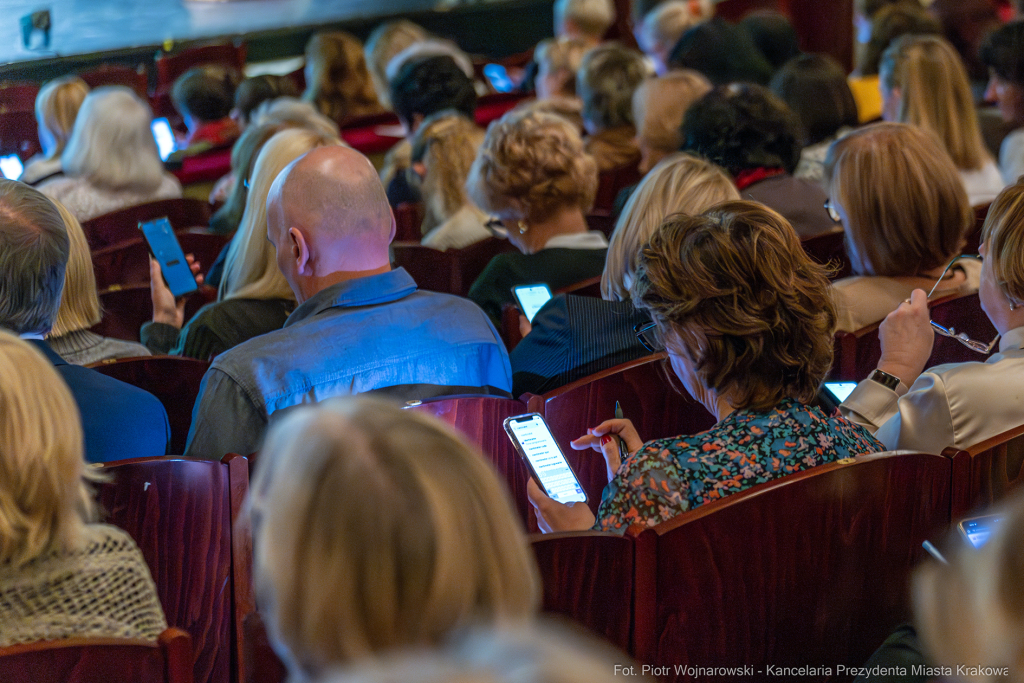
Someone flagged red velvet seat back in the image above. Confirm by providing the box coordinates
[80,63,149,98]
[0,110,41,161]
[0,629,194,683]
[393,202,425,242]
[800,228,849,279]
[0,81,39,113]
[391,238,516,297]
[593,164,643,213]
[155,43,247,93]
[944,424,1024,518]
[93,284,215,343]
[91,231,228,290]
[635,451,951,681]
[81,199,214,250]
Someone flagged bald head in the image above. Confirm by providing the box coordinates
[267,146,396,300]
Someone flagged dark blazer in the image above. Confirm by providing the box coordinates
[30,340,170,463]
[510,295,651,397]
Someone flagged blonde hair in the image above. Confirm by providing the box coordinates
[250,397,540,675]
[535,37,591,97]
[219,128,342,301]
[47,200,101,337]
[35,76,89,160]
[0,330,95,569]
[411,112,485,230]
[467,108,598,223]
[980,181,1024,307]
[61,87,165,193]
[824,122,972,277]
[365,20,430,110]
[603,153,738,300]
[632,71,712,153]
[554,0,616,39]
[638,1,711,55]
[250,97,341,139]
[880,34,993,172]
[303,31,381,123]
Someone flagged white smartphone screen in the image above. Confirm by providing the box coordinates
[959,515,1003,548]
[512,284,552,323]
[505,414,586,504]
[0,154,24,181]
[824,381,858,403]
[151,118,176,161]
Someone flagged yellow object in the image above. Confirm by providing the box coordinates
[849,74,883,123]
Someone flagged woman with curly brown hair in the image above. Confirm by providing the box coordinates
[529,201,884,534]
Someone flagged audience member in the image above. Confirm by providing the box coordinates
[466,109,604,325]
[824,123,978,333]
[981,21,1024,185]
[385,39,476,88]
[303,31,384,125]
[0,179,169,462]
[681,83,836,239]
[184,146,511,459]
[529,202,884,534]
[667,16,774,86]
[534,36,590,101]
[229,74,300,132]
[145,128,340,360]
[577,43,646,172]
[249,397,539,676]
[771,54,859,183]
[171,66,241,153]
[840,181,1024,454]
[510,153,738,396]
[208,123,286,237]
[739,11,802,74]
[553,0,615,47]
[0,331,166,645]
[38,87,182,222]
[364,19,430,110]
[46,199,150,364]
[409,111,489,250]
[21,76,89,186]
[880,34,1005,205]
[632,70,711,175]
[248,97,341,137]
[854,0,920,50]
[636,1,712,75]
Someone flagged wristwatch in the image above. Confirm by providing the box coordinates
[868,369,902,392]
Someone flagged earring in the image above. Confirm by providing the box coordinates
[517,221,529,235]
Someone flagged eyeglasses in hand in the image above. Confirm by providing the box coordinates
[924,255,999,355]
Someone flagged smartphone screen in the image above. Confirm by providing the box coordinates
[504,413,587,504]
[0,154,24,181]
[483,63,514,93]
[139,217,198,298]
[958,515,1003,548]
[512,284,552,323]
[151,118,176,161]
[823,381,858,403]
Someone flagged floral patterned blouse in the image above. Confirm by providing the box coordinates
[593,398,884,534]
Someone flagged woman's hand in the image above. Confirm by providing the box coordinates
[518,313,533,338]
[150,255,204,329]
[571,418,643,482]
[526,478,596,533]
[877,288,934,388]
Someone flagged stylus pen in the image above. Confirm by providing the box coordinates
[922,540,948,565]
[614,401,629,462]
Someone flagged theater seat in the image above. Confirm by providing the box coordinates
[0,628,193,683]
[393,202,425,242]
[800,228,850,279]
[93,284,216,343]
[391,237,516,297]
[154,42,247,94]
[943,423,1024,518]
[593,163,643,214]
[81,198,214,250]
[91,232,228,290]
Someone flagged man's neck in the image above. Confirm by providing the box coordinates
[295,264,392,304]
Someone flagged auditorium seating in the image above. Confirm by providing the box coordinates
[91,232,228,290]
[393,202,425,242]
[0,110,41,162]
[154,42,247,94]
[391,237,516,297]
[93,284,216,343]
[801,228,850,279]
[0,629,194,683]
[944,423,1024,519]
[95,455,253,683]
[593,163,643,214]
[81,198,214,250]
[0,81,38,113]
[171,147,235,186]
[88,356,211,454]
[79,63,149,97]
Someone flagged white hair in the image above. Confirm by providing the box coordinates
[249,97,341,138]
[638,0,712,55]
[60,86,165,192]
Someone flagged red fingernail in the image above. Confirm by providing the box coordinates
[601,435,612,445]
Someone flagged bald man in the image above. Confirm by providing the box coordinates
[184,146,511,460]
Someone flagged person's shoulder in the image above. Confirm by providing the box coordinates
[36,174,80,196]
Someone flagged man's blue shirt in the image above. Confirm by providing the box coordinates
[184,268,511,459]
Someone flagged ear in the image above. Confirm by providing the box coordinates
[288,227,312,276]
[387,208,397,244]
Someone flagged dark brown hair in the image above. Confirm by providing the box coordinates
[632,201,836,411]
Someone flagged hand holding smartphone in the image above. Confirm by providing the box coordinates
[139,217,199,298]
[511,284,552,323]
[504,413,587,504]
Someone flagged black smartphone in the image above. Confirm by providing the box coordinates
[958,514,1003,548]
[511,284,553,323]
[504,413,587,504]
[139,217,198,298]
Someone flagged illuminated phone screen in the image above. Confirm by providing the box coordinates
[505,413,586,504]
[0,154,24,181]
[512,284,552,323]
[824,381,857,403]
[151,118,176,161]
[959,515,1003,548]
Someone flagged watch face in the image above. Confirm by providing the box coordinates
[870,370,901,391]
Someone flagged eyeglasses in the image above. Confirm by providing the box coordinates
[926,254,999,355]
[485,217,508,240]
[823,199,842,224]
[634,321,663,353]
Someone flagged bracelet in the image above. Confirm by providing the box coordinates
[868,369,903,392]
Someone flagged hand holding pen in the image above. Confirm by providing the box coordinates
[571,402,644,483]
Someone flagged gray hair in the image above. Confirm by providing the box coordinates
[61,86,166,192]
[577,44,648,131]
[250,97,341,138]
[0,180,69,335]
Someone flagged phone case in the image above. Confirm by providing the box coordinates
[503,413,587,504]
[139,218,198,298]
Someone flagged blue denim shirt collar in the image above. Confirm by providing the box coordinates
[285,267,418,328]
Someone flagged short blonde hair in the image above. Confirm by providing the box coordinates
[824,122,972,277]
[881,34,992,172]
[467,108,598,223]
[219,128,342,301]
[632,70,712,153]
[0,330,95,569]
[637,1,710,55]
[364,20,429,110]
[554,0,615,39]
[47,200,101,337]
[35,76,89,160]
[577,44,647,131]
[411,112,485,228]
[603,152,738,300]
[980,181,1024,307]
[303,31,380,123]
[250,397,540,675]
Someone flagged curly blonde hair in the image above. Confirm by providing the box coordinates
[632,201,836,411]
[466,109,598,223]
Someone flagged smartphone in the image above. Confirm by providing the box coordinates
[504,413,587,504]
[958,514,1003,548]
[139,217,198,298]
[0,154,24,181]
[511,284,552,323]
[823,381,858,403]
[483,63,515,93]
[151,117,176,161]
